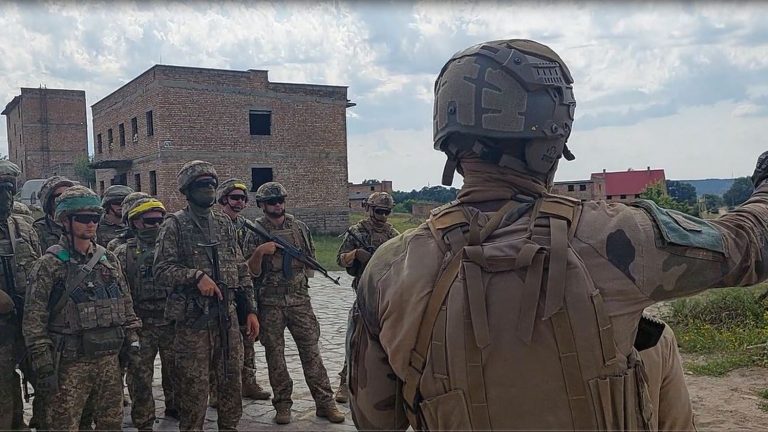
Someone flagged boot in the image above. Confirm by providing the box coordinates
[316,403,345,423]
[164,407,179,420]
[242,372,271,400]
[334,381,348,404]
[274,406,291,424]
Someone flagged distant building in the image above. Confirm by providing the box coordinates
[2,88,88,184]
[411,201,439,220]
[91,65,352,234]
[348,180,392,210]
[553,167,666,203]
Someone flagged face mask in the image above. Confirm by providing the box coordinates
[0,188,13,220]
[188,187,216,208]
[136,226,160,244]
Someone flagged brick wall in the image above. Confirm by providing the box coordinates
[92,65,350,234]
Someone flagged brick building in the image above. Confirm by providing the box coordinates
[553,167,666,203]
[2,88,88,184]
[348,180,392,210]
[91,65,352,234]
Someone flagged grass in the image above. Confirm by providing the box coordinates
[759,388,768,413]
[667,286,768,377]
[313,212,423,270]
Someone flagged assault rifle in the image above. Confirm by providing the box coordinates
[344,228,376,255]
[0,253,33,402]
[242,219,340,285]
[198,241,231,379]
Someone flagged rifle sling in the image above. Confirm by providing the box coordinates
[50,245,107,320]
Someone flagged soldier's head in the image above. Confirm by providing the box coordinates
[433,39,576,189]
[254,182,287,219]
[126,197,166,243]
[217,178,249,215]
[55,185,103,241]
[363,192,394,223]
[0,160,20,219]
[40,176,78,218]
[177,160,218,208]
[101,185,133,219]
[120,192,151,225]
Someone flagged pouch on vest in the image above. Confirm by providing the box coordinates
[165,292,187,322]
[81,326,125,357]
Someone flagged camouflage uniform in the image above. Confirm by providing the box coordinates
[348,40,768,430]
[12,201,35,225]
[244,182,342,423]
[96,185,133,248]
[334,192,399,403]
[23,185,141,431]
[33,176,77,251]
[116,197,177,430]
[153,160,256,431]
[107,192,151,253]
[0,160,42,431]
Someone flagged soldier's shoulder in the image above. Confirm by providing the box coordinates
[290,215,310,231]
[113,242,128,258]
[35,248,67,268]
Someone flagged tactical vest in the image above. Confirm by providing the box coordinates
[255,214,311,297]
[125,238,170,325]
[33,216,63,251]
[47,245,129,359]
[164,210,240,327]
[0,217,36,344]
[345,219,398,284]
[402,196,653,431]
[96,218,124,248]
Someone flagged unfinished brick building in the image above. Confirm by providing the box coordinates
[91,65,352,234]
[2,88,88,183]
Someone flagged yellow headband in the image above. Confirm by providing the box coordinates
[128,199,166,219]
[233,183,247,191]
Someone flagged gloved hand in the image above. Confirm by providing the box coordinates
[355,248,372,264]
[128,341,141,366]
[36,364,58,396]
[751,150,768,187]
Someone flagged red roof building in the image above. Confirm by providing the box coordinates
[553,167,666,203]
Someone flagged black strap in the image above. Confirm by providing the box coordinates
[50,245,107,319]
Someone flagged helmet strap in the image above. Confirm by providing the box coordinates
[442,157,457,186]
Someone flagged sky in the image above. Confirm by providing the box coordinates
[1,1,767,191]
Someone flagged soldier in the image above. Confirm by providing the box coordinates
[12,201,35,225]
[348,39,768,430]
[97,185,134,248]
[107,192,151,253]
[23,185,142,430]
[116,197,178,430]
[0,160,41,430]
[244,182,345,425]
[334,192,399,403]
[33,176,77,250]
[153,160,259,431]
[214,178,271,403]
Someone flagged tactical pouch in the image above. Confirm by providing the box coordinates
[419,389,472,431]
[165,292,187,322]
[81,326,124,357]
[71,298,126,331]
[587,364,652,431]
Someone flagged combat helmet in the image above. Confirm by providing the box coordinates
[120,192,151,224]
[40,176,78,215]
[102,185,133,208]
[0,160,21,186]
[177,160,218,192]
[126,197,166,221]
[254,182,287,202]
[217,178,249,204]
[364,192,394,210]
[433,39,576,185]
[54,185,103,222]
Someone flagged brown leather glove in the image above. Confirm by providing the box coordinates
[339,250,357,267]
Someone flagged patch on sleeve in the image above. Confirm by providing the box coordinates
[631,199,725,253]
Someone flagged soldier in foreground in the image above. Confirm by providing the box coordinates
[0,161,41,430]
[154,160,259,431]
[215,178,271,402]
[23,185,141,430]
[33,176,77,250]
[107,191,151,253]
[97,185,133,248]
[116,196,178,430]
[334,192,399,403]
[244,182,344,425]
[348,39,768,430]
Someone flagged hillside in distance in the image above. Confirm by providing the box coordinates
[674,178,735,196]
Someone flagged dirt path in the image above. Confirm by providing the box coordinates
[684,363,768,430]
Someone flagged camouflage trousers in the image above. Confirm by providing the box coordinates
[0,342,24,430]
[175,309,244,431]
[210,326,259,401]
[127,322,177,430]
[258,302,334,409]
[46,354,123,431]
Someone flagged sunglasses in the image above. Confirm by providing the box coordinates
[71,214,101,225]
[191,178,218,189]
[264,197,285,206]
[374,208,391,216]
[140,217,164,226]
[227,194,247,202]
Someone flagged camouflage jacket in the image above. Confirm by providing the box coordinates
[115,237,172,326]
[231,214,248,254]
[336,218,399,288]
[0,216,41,344]
[153,206,255,323]
[33,216,63,251]
[23,238,141,369]
[243,214,315,307]
[96,215,125,248]
[348,180,768,430]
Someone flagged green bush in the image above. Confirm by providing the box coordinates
[669,287,767,328]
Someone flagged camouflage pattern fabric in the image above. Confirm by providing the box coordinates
[33,216,64,250]
[0,346,18,429]
[216,178,249,205]
[336,218,399,289]
[176,160,217,192]
[45,355,124,430]
[101,185,133,208]
[254,182,287,201]
[12,201,35,225]
[96,217,125,248]
[38,176,77,216]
